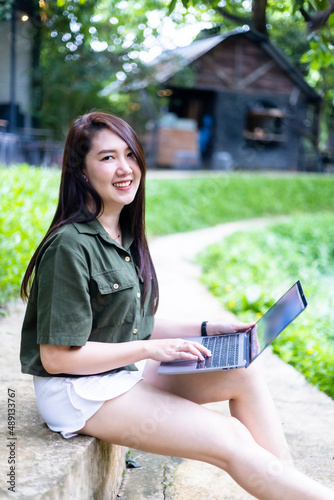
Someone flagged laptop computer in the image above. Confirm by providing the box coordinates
[157,280,308,375]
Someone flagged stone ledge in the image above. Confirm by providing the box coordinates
[0,302,126,500]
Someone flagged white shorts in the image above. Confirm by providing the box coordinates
[33,360,146,439]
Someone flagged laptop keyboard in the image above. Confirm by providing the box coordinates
[197,335,239,369]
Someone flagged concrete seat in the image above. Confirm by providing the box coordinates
[0,302,126,500]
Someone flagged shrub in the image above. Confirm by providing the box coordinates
[0,165,59,310]
[197,213,334,398]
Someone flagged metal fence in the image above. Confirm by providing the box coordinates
[0,132,63,167]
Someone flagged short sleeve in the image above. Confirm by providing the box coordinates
[36,243,92,346]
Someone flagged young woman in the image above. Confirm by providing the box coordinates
[20,111,332,500]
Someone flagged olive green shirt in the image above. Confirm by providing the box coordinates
[20,218,155,377]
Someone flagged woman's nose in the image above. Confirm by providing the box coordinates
[116,156,132,175]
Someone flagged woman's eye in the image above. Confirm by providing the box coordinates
[127,151,136,159]
[102,155,114,161]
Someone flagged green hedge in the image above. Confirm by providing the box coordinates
[1,166,334,310]
[197,213,334,399]
[0,166,60,309]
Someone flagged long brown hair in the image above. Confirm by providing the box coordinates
[21,111,159,312]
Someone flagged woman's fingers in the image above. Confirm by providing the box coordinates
[176,340,211,361]
[148,339,211,362]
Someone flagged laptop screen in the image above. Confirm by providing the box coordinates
[249,281,308,363]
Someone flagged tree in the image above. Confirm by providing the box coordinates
[168,0,334,37]
[3,1,333,145]
[36,0,185,137]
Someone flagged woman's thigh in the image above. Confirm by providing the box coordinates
[142,359,291,462]
[78,380,246,467]
[142,358,265,405]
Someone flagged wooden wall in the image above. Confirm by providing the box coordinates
[190,36,295,95]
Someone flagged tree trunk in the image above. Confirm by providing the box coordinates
[252,0,268,35]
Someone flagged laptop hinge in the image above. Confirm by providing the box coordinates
[244,332,250,367]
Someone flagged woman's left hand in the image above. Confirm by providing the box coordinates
[152,317,256,341]
[206,321,255,336]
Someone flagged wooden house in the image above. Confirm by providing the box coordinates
[147,28,322,170]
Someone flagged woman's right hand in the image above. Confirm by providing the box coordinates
[145,338,212,363]
[39,338,212,376]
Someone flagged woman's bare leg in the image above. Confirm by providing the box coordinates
[79,381,332,500]
[143,359,292,462]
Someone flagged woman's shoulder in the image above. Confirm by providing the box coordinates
[38,220,99,262]
[50,219,100,244]
[45,223,82,248]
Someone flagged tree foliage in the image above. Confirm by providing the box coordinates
[0,0,14,21]
[37,0,160,136]
[30,0,334,141]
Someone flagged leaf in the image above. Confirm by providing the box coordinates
[300,49,314,62]
[328,12,334,27]
[168,0,178,14]
[308,0,319,10]
[311,57,320,70]
[126,457,142,468]
[315,0,328,10]
[291,1,302,15]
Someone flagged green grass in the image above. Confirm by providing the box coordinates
[0,165,60,310]
[1,166,334,308]
[197,213,334,399]
[145,172,334,235]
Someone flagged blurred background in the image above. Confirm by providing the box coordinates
[1,0,334,171]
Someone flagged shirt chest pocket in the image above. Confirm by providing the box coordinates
[91,269,138,328]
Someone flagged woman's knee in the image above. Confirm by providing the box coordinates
[210,416,257,471]
[229,415,255,447]
[227,363,266,399]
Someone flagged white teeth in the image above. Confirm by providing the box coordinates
[113,181,131,188]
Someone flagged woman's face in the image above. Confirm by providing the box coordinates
[83,128,142,213]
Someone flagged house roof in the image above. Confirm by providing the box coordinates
[152,32,228,83]
[153,27,320,101]
[104,27,320,102]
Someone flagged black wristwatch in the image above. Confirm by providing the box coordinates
[201,321,208,336]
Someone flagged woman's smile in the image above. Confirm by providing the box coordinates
[113,180,132,189]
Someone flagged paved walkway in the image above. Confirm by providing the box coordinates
[118,219,334,499]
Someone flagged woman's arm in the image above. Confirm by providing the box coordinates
[152,317,255,339]
[40,341,148,376]
[40,319,254,376]
[40,336,212,376]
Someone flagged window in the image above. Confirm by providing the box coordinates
[244,107,287,143]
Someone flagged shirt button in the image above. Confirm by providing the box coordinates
[137,292,141,298]
[113,283,119,290]
[133,328,138,335]
[125,256,131,262]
